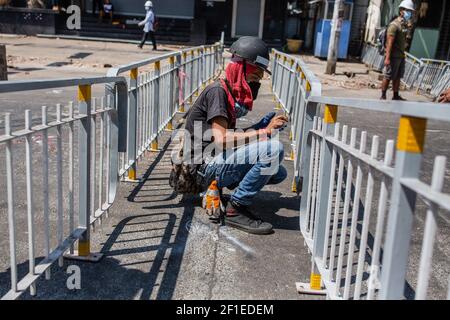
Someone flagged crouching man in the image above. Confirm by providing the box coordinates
[184,37,288,235]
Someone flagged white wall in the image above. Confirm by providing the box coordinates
[364,0,383,43]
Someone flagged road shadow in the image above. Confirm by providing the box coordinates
[0,198,195,300]
[250,190,301,231]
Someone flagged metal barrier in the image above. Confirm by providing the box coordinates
[0,77,127,299]
[271,49,321,193]
[272,51,450,300]
[403,52,423,89]
[416,59,450,95]
[107,43,223,181]
[430,64,450,99]
[361,43,384,72]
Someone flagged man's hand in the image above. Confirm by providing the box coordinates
[438,88,450,103]
[384,57,391,66]
[252,112,276,130]
[266,115,288,134]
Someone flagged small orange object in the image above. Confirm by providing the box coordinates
[202,180,221,217]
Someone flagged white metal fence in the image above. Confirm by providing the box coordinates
[430,65,450,99]
[0,77,126,300]
[0,43,223,300]
[416,59,450,95]
[271,50,321,193]
[107,44,223,181]
[403,52,423,89]
[272,48,450,300]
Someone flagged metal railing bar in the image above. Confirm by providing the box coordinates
[0,76,127,93]
[310,129,395,179]
[400,177,450,212]
[309,96,450,122]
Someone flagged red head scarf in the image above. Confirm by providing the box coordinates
[220,59,257,127]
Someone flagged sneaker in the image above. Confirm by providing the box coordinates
[224,200,273,235]
[380,95,387,100]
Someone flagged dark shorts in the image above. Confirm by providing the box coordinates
[383,58,405,81]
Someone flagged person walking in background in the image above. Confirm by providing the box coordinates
[380,0,415,101]
[92,0,102,16]
[138,1,157,50]
[99,0,114,24]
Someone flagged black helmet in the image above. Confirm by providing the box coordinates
[229,36,271,74]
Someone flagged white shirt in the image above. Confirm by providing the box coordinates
[139,9,155,32]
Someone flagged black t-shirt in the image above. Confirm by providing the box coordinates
[185,81,232,157]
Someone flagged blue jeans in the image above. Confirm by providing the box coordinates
[204,140,287,206]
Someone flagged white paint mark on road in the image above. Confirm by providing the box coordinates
[219,227,256,257]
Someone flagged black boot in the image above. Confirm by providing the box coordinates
[224,200,273,235]
[392,92,406,101]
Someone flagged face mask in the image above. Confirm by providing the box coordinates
[248,82,261,100]
[403,11,412,21]
[234,102,248,119]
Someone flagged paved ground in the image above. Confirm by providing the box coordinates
[0,38,449,299]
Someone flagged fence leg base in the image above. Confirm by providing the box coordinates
[122,177,141,183]
[296,282,327,296]
[64,251,103,263]
[284,150,295,162]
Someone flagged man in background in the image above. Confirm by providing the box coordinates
[138,1,157,50]
[380,0,415,101]
[99,0,114,24]
[92,0,102,16]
